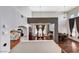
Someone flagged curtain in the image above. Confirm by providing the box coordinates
[42,25,45,31]
[76,17,79,38]
[69,18,75,37]
[36,25,39,31]
[42,25,45,36]
[36,25,39,39]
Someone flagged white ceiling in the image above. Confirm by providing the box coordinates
[29,6,76,12]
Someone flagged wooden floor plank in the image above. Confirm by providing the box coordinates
[58,38,79,53]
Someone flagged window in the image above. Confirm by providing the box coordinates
[70,14,74,18]
[77,12,79,16]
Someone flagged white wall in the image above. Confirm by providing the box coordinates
[14,6,32,17]
[0,6,32,52]
[32,12,68,34]
[0,16,1,51]
[14,6,32,42]
[49,24,54,31]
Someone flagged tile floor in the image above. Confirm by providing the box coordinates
[10,40,61,53]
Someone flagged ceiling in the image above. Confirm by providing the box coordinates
[29,6,76,12]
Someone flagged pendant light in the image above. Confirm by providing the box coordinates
[64,6,66,19]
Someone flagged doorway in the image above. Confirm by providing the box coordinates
[27,18,58,43]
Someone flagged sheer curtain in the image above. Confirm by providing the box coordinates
[43,25,47,35]
[38,25,42,37]
[76,17,79,38]
[72,20,76,37]
[34,25,37,36]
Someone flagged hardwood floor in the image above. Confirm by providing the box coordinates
[58,38,79,53]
